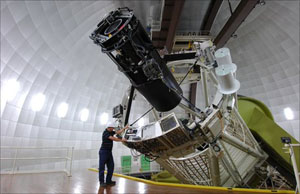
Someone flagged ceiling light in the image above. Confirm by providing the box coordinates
[30,93,45,112]
[284,107,294,120]
[80,108,89,122]
[100,112,109,125]
[1,79,20,101]
[57,102,68,118]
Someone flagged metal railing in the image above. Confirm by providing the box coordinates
[0,146,74,176]
[283,143,300,193]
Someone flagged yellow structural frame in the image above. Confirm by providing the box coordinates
[88,168,296,194]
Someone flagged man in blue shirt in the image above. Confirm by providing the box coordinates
[99,125,128,187]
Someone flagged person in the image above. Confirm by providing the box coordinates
[99,125,128,187]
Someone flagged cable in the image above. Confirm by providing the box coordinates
[128,28,146,61]
[179,59,198,85]
[130,59,201,126]
[177,59,202,112]
[130,149,141,157]
[130,107,154,126]
[180,94,202,113]
[144,154,158,162]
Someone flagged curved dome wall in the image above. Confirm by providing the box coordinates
[212,1,299,141]
[0,1,157,171]
[1,0,299,173]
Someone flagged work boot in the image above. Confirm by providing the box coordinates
[106,181,116,186]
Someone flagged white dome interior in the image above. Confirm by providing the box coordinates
[1,0,299,173]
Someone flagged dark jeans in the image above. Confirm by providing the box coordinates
[99,149,114,183]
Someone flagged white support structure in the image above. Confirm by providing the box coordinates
[0,146,74,176]
[284,144,300,193]
[152,108,160,121]
[119,46,274,188]
[201,68,209,107]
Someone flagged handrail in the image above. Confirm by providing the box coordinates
[0,146,74,177]
[284,144,300,193]
[1,146,71,149]
[288,144,300,147]
[1,157,71,160]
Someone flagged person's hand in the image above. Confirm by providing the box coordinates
[122,138,127,142]
[123,125,130,132]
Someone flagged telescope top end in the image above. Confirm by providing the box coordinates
[90,7,136,52]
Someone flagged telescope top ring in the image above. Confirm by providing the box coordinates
[104,19,122,35]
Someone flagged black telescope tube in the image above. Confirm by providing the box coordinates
[90,7,182,112]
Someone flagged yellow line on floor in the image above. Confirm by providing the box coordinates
[88,168,295,194]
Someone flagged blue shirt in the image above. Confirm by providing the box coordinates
[100,129,116,151]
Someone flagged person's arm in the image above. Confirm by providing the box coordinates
[115,125,129,135]
[108,136,127,142]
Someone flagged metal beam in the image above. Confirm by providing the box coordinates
[124,86,135,126]
[201,0,223,35]
[214,0,259,48]
[189,83,197,107]
[152,2,173,49]
[165,0,185,52]
[189,83,197,119]
[163,52,196,62]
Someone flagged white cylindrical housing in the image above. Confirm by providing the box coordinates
[216,65,240,94]
[215,48,232,66]
[230,63,237,73]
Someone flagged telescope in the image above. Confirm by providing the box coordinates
[89,7,298,190]
[90,7,182,112]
